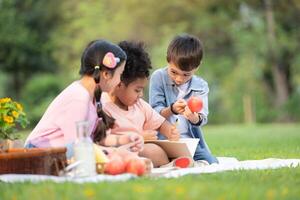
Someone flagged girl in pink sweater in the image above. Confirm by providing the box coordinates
[25,40,143,156]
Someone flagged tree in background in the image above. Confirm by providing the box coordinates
[263,0,300,121]
[0,0,64,99]
[1,0,299,124]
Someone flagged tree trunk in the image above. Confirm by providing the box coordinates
[243,94,256,124]
[264,0,291,121]
[13,68,21,100]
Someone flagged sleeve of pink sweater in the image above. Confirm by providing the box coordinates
[54,99,89,145]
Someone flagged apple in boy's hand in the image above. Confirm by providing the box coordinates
[126,158,146,176]
[104,155,126,175]
[187,96,203,113]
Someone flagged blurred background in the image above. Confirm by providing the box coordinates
[0,0,299,128]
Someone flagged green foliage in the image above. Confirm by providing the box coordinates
[286,91,300,121]
[1,0,299,123]
[0,71,8,98]
[0,0,64,97]
[21,74,67,126]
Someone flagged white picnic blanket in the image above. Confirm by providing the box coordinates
[0,173,136,183]
[151,157,300,178]
[1,157,299,183]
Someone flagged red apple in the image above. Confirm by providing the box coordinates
[187,96,203,113]
[104,155,126,175]
[123,153,139,165]
[125,158,146,176]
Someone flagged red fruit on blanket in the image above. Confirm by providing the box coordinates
[104,155,126,175]
[123,153,139,165]
[126,158,146,176]
[187,96,203,113]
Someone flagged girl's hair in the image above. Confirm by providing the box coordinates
[80,40,127,143]
[118,41,152,85]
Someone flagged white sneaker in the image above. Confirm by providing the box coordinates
[194,160,209,167]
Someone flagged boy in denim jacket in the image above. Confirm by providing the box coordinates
[149,34,218,164]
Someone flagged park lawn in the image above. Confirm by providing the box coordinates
[1,123,300,200]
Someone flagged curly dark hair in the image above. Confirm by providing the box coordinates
[118,41,152,85]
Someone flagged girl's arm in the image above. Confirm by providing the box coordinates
[99,132,144,152]
[99,134,127,147]
[157,120,180,141]
[56,99,89,145]
[159,106,173,119]
[141,130,158,140]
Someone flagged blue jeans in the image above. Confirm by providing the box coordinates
[192,126,218,164]
[194,146,218,164]
[24,143,37,148]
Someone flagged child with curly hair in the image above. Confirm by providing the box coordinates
[101,41,181,167]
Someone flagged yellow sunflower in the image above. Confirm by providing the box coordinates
[0,97,12,104]
[3,115,14,124]
[12,111,20,118]
[16,103,23,111]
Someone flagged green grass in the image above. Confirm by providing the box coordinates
[1,123,300,200]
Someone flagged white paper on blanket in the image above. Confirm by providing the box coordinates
[145,138,199,158]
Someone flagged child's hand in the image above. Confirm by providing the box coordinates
[167,125,180,141]
[142,130,158,141]
[120,133,144,152]
[183,106,201,124]
[114,146,138,158]
[129,133,144,152]
[171,99,187,115]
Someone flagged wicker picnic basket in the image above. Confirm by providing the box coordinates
[0,147,67,176]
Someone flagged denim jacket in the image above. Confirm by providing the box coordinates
[149,67,209,135]
[150,67,218,157]
[149,67,218,163]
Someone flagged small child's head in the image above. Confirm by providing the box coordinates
[115,41,152,106]
[80,40,127,92]
[80,40,127,143]
[166,34,203,85]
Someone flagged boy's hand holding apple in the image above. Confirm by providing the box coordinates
[171,99,187,115]
[183,96,203,124]
[183,106,201,124]
[187,96,203,113]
